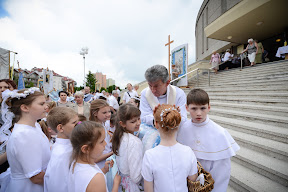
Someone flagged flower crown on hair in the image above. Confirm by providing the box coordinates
[0,87,41,151]
[4,87,40,100]
[159,107,178,130]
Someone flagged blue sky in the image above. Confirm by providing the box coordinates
[0,0,9,18]
[0,0,203,88]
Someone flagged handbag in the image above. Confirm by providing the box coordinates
[187,161,215,192]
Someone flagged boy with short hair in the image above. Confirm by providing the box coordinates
[44,107,79,192]
[177,88,240,192]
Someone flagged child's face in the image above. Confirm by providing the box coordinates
[61,115,79,139]
[128,99,137,107]
[25,96,47,121]
[95,106,111,123]
[186,103,210,123]
[89,129,106,162]
[120,116,141,133]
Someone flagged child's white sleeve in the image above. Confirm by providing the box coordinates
[141,152,153,182]
[189,151,198,176]
[128,139,143,184]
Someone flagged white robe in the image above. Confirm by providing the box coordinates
[116,133,143,192]
[140,85,187,126]
[44,138,72,192]
[141,143,198,192]
[177,116,240,192]
[6,123,51,192]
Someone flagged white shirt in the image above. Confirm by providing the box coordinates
[108,96,119,110]
[223,52,233,62]
[140,85,187,126]
[6,123,51,192]
[116,133,143,184]
[123,90,138,103]
[44,138,72,192]
[68,162,108,192]
[141,143,197,192]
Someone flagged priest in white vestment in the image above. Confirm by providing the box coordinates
[140,65,187,126]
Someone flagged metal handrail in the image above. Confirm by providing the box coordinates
[171,53,244,87]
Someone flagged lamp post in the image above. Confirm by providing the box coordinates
[80,47,89,86]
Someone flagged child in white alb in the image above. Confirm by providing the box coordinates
[44,107,79,192]
[112,103,143,192]
[141,104,198,192]
[68,121,120,192]
[177,89,240,192]
[1,88,51,192]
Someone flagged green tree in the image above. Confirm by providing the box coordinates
[100,87,107,92]
[85,71,97,92]
[74,86,84,92]
[107,85,116,93]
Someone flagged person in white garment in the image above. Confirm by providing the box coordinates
[140,65,187,127]
[138,65,187,152]
[68,121,120,192]
[141,104,198,192]
[44,107,79,192]
[112,104,143,192]
[177,89,240,192]
[1,88,51,192]
[108,90,119,112]
[89,99,113,169]
[122,83,138,104]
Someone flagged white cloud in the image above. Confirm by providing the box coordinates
[0,0,202,89]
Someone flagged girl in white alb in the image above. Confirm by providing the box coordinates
[89,99,113,169]
[141,104,198,192]
[0,88,51,192]
[68,121,120,192]
[112,103,143,192]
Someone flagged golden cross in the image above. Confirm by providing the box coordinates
[165,35,174,78]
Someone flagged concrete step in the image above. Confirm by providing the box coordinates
[210,102,288,116]
[209,115,288,144]
[183,85,288,93]
[233,146,288,187]
[191,80,288,88]
[230,161,288,192]
[226,128,288,161]
[207,91,288,98]
[208,96,288,107]
[194,79,288,87]
[197,71,288,84]
[227,185,238,192]
[210,108,288,128]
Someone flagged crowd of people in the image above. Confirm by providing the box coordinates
[0,64,240,192]
[209,38,268,73]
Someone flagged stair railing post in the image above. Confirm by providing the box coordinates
[208,69,210,86]
[197,69,199,87]
[240,53,243,71]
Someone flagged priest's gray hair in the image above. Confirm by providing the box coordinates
[145,65,169,83]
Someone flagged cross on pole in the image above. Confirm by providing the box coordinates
[165,35,174,79]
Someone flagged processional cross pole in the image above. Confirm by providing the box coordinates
[165,35,174,79]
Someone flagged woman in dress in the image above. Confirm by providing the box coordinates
[209,50,221,74]
[242,38,259,66]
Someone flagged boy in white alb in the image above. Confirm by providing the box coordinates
[44,107,79,192]
[177,89,240,192]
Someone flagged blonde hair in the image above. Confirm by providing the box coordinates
[89,99,110,122]
[70,121,104,170]
[153,104,181,133]
[47,107,78,132]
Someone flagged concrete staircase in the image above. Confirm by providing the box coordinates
[183,60,288,192]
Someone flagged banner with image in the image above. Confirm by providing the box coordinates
[171,44,188,86]
[0,47,10,79]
